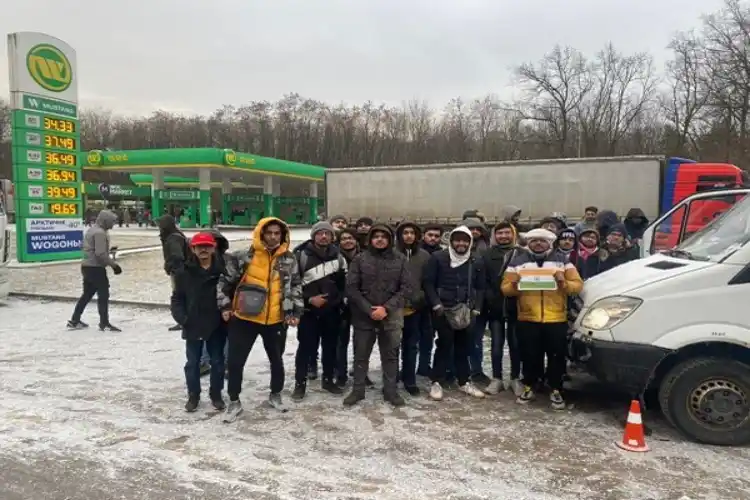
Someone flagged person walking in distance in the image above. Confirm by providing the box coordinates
[217,217,303,421]
[423,226,486,401]
[171,232,227,412]
[343,224,412,407]
[394,221,431,396]
[501,228,583,410]
[159,214,189,332]
[292,222,348,400]
[68,209,122,332]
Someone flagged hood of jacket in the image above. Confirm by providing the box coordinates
[205,229,229,255]
[501,205,522,222]
[596,209,619,236]
[366,223,395,253]
[624,208,649,226]
[395,220,423,252]
[448,225,473,267]
[252,217,290,253]
[96,210,117,230]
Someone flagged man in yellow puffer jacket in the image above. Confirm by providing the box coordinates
[501,228,583,411]
[217,217,303,419]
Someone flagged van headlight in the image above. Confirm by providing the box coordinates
[580,296,642,331]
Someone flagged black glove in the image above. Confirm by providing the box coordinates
[112,264,123,275]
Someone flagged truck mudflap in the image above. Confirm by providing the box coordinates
[570,335,672,395]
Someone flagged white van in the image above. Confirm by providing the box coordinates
[571,188,750,445]
[0,197,10,300]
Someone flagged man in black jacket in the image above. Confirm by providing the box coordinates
[159,214,188,332]
[292,222,348,400]
[423,226,486,401]
[344,224,411,407]
[482,221,523,395]
[395,221,431,395]
[417,223,443,376]
[170,232,227,413]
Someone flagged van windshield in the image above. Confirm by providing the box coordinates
[676,194,750,262]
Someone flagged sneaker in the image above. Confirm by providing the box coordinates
[66,320,89,329]
[210,394,226,411]
[322,379,344,395]
[404,385,420,396]
[223,399,243,423]
[99,323,122,332]
[291,383,306,401]
[199,362,210,377]
[484,378,504,395]
[168,324,182,331]
[459,382,485,398]
[429,382,444,401]
[384,392,406,407]
[550,390,566,410]
[343,390,365,407]
[516,385,535,404]
[185,393,199,413]
[335,377,348,388]
[471,373,492,387]
[269,392,288,412]
[508,378,524,397]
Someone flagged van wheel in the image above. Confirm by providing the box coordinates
[659,358,750,445]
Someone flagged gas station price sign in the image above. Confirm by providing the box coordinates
[8,32,83,262]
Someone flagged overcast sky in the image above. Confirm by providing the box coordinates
[0,0,727,116]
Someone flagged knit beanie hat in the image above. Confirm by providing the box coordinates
[311,221,335,238]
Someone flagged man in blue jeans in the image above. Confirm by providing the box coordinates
[395,221,431,395]
[171,232,227,412]
[481,221,523,395]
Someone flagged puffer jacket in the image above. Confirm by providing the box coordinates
[293,240,347,314]
[217,217,303,325]
[501,249,583,323]
[346,224,411,329]
[395,220,431,313]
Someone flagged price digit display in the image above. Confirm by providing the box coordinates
[45,169,78,183]
[46,186,78,199]
[45,151,77,166]
[47,202,79,216]
[43,116,76,134]
[44,134,77,150]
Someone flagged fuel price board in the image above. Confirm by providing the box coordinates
[8,32,83,262]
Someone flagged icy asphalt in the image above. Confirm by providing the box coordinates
[1,227,750,499]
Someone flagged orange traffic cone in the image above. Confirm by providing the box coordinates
[616,400,649,452]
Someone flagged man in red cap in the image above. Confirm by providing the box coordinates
[171,231,228,413]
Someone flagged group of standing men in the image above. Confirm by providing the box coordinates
[67,203,643,421]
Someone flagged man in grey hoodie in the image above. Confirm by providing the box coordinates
[68,210,123,332]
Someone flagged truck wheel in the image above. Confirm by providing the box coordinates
[659,357,750,445]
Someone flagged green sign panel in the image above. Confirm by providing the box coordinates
[159,190,199,201]
[8,32,83,263]
[226,193,262,203]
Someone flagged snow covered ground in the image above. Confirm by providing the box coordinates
[2,299,750,500]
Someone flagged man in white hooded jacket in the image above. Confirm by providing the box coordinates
[422,226,486,401]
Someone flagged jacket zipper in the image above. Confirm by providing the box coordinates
[265,249,273,324]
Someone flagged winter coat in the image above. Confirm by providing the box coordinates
[596,210,620,238]
[423,249,485,311]
[217,217,304,325]
[293,240,347,314]
[624,208,650,240]
[345,224,411,329]
[501,249,583,324]
[482,242,520,320]
[395,221,431,313]
[171,256,226,341]
[158,214,188,275]
[81,210,117,268]
[579,245,639,280]
[459,218,490,257]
